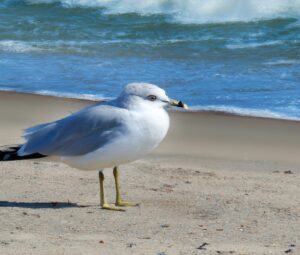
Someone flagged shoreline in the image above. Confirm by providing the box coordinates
[1,90,299,123]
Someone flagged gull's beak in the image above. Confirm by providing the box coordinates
[169,99,188,109]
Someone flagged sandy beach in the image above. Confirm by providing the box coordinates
[0,91,299,255]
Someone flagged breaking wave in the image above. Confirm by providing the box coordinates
[24,0,300,24]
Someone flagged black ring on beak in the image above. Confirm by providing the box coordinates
[169,99,188,109]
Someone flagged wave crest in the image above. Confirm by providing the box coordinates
[25,0,300,23]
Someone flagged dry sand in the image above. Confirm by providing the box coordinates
[0,91,299,255]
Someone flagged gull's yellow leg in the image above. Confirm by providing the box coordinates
[98,170,125,211]
[113,166,138,207]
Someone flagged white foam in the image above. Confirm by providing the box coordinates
[189,105,300,121]
[226,40,282,49]
[0,88,108,101]
[25,0,300,24]
[264,59,300,66]
[35,90,107,101]
[0,40,40,53]
[0,39,103,54]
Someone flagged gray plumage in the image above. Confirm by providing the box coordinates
[19,103,127,157]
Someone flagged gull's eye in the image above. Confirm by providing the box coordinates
[147,95,157,101]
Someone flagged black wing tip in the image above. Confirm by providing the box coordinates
[0,145,46,161]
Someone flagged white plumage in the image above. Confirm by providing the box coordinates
[18,83,171,170]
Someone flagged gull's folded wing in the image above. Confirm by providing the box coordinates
[18,104,128,157]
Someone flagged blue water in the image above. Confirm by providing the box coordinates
[1,0,300,119]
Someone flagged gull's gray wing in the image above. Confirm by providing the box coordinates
[18,104,128,157]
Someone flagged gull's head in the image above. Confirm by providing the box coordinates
[118,83,188,109]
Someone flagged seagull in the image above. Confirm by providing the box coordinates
[0,83,187,211]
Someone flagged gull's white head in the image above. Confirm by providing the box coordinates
[118,83,187,109]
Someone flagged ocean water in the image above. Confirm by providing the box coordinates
[0,0,300,119]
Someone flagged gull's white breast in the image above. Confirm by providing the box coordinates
[62,107,170,170]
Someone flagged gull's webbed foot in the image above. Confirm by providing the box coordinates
[115,200,139,207]
[102,203,126,211]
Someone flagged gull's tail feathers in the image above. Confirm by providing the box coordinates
[0,145,46,161]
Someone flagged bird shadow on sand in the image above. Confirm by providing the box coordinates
[0,200,89,209]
